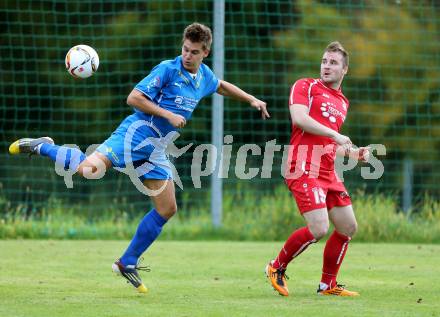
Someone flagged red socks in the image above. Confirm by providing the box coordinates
[321,230,351,288]
[273,226,316,269]
[273,227,351,289]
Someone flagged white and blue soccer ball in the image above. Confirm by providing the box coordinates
[65,44,99,78]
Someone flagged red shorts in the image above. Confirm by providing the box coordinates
[285,170,352,214]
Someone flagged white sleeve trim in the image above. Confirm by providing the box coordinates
[134,87,154,101]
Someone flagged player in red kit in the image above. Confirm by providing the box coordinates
[265,42,370,297]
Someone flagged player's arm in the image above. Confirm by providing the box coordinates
[290,104,351,146]
[216,80,270,119]
[336,145,370,162]
[127,89,186,128]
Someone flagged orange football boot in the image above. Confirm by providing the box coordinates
[318,283,359,296]
[265,260,289,296]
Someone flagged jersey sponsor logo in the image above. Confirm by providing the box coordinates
[320,102,346,123]
[175,95,184,105]
[174,95,199,111]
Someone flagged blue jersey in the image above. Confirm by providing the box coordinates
[134,56,219,136]
[97,56,220,181]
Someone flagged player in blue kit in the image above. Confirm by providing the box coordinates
[9,23,269,293]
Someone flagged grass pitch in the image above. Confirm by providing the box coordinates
[0,241,439,317]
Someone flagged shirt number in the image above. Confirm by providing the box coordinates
[312,187,326,204]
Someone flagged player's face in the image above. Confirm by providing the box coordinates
[181,39,209,73]
[320,51,348,88]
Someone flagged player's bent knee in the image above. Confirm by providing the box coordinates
[78,161,107,179]
[337,221,358,238]
[168,204,178,216]
[313,229,328,240]
[346,222,358,237]
[78,164,99,178]
[309,224,329,240]
[156,204,177,220]
[76,163,89,178]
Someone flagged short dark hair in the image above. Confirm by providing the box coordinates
[182,23,213,51]
[325,41,349,67]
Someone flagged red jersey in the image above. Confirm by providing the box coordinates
[287,78,349,177]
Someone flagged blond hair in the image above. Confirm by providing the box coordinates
[325,41,349,67]
[182,23,213,51]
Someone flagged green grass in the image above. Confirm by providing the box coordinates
[2,190,440,242]
[1,241,439,317]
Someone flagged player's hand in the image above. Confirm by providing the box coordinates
[332,133,352,146]
[250,99,270,120]
[358,146,370,162]
[167,113,186,128]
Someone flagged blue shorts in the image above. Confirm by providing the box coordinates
[96,113,174,181]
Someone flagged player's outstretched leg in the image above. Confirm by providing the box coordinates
[9,137,54,155]
[9,137,87,173]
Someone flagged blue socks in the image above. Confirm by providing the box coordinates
[120,209,167,266]
[39,143,86,172]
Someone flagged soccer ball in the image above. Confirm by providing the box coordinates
[65,45,99,78]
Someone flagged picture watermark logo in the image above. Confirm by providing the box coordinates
[53,119,386,196]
